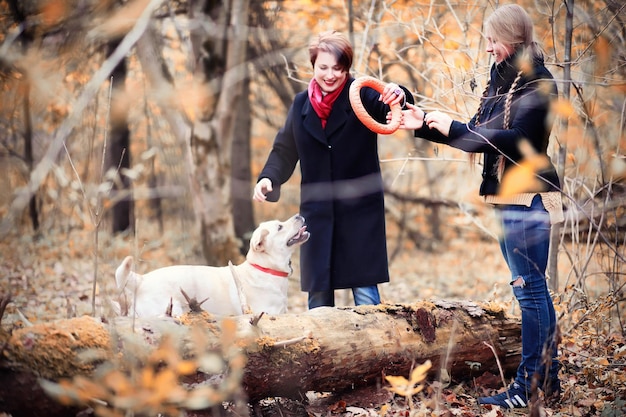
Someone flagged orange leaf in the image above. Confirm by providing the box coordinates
[552,98,576,118]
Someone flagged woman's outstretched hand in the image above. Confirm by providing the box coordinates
[253,178,273,202]
[389,104,453,137]
[387,102,425,130]
[423,110,452,137]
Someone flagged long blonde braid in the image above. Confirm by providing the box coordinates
[470,69,523,175]
[469,80,491,167]
[496,70,524,179]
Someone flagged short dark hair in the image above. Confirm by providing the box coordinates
[308,30,353,72]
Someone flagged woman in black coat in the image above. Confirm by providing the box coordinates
[397,4,562,409]
[253,30,413,309]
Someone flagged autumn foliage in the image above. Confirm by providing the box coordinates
[0,0,625,416]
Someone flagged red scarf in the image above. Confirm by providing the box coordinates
[308,77,347,128]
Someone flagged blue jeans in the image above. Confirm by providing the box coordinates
[497,195,559,391]
[308,286,381,309]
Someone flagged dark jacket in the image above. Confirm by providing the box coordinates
[415,51,560,195]
[258,77,413,292]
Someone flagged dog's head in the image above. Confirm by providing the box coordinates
[247,214,310,272]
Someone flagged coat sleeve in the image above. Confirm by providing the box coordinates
[416,78,555,158]
[257,96,302,202]
[360,85,415,125]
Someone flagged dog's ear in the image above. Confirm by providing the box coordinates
[251,228,270,252]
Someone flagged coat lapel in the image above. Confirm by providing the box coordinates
[301,80,352,144]
[301,98,326,144]
[324,90,351,139]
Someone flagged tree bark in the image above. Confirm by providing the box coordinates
[108,39,134,234]
[22,77,40,233]
[187,0,250,266]
[0,301,521,416]
[232,79,255,256]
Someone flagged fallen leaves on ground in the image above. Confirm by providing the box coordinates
[1,225,624,417]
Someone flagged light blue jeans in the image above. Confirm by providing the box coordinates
[308,285,381,309]
[497,195,559,392]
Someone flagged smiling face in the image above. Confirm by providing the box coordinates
[484,5,535,65]
[486,36,515,64]
[313,51,348,94]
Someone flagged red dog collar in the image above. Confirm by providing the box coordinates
[249,263,289,277]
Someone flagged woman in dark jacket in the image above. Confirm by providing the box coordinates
[398,4,562,409]
[253,30,413,309]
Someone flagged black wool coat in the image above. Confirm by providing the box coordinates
[258,77,413,292]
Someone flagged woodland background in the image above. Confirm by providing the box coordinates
[0,0,625,416]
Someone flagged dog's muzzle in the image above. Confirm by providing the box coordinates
[287,216,310,246]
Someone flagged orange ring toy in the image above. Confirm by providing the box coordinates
[349,76,402,135]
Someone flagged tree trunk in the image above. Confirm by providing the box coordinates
[187,0,250,266]
[232,79,255,255]
[0,301,521,417]
[22,77,40,233]
[108,39,134,234]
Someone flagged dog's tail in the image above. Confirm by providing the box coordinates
[115,256,135,290]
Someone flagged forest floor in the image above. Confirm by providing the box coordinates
[1,217,625,417]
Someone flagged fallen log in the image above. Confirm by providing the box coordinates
[0,300,521,417]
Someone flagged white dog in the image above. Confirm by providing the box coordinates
[114,214,309,318]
